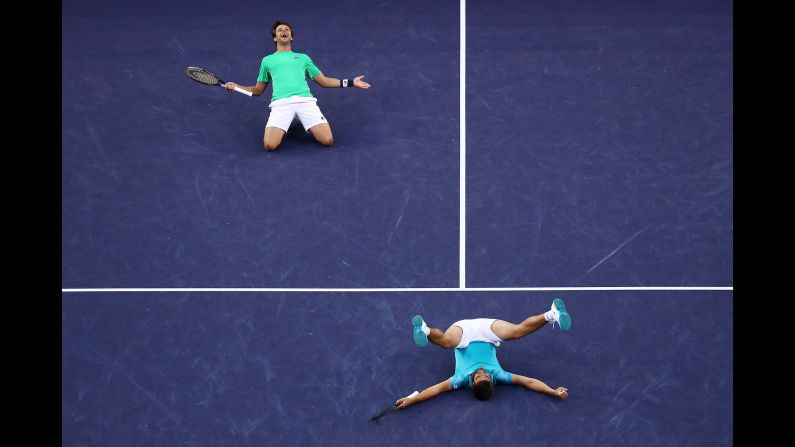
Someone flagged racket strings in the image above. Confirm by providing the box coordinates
[187,68,220,85]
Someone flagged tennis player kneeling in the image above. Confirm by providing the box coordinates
[224,19,371,151]
[395,298,572,410]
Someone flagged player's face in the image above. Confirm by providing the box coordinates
[472,367,491,384]
[274,25,292,43]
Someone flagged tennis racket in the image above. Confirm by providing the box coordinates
[370,391,418,422]
[185,66,252,96]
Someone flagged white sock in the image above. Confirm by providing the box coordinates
[421,321,430,335]
[544,310,555,322]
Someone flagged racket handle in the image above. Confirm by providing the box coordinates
[406,391,419,399]
[233,85,253,96]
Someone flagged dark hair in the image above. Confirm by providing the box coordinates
[271,20,293,38]
[472,380,494,401]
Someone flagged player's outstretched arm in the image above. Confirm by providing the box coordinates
[312,73,371,89]
[224,81,269,96]
[395,379,452,409]
[512,374,568,400]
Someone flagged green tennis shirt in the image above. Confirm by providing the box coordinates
[257,51,321,102]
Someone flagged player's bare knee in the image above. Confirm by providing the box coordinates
[442,337,458,349]
[318,135,333,147]
[264,141,280,151]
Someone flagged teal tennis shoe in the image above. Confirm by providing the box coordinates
[412,315,428,347]
[551,298,572,332]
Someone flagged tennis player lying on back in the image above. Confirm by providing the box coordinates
[395,298,572,409]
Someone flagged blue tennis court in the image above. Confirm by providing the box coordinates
[62,0,732,445]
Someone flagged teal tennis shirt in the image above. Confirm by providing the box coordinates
[257,51,322,102]
[449,341,514,389]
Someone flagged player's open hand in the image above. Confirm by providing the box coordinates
[353,75,371,89]
[553,387,569,400]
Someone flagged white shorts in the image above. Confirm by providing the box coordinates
[451,318,503,348]
[266,96,328,132]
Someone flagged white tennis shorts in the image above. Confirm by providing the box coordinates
[452,318,503,348]
[266,96,328,132]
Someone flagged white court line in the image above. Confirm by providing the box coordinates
[62,287,732,293]
[459,0,467,288]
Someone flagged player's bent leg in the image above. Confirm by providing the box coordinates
[263,127,286,151]
[412,316,461,349]
[429,324,462,349]
[491,316,547,341]
[308,123,334,147]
